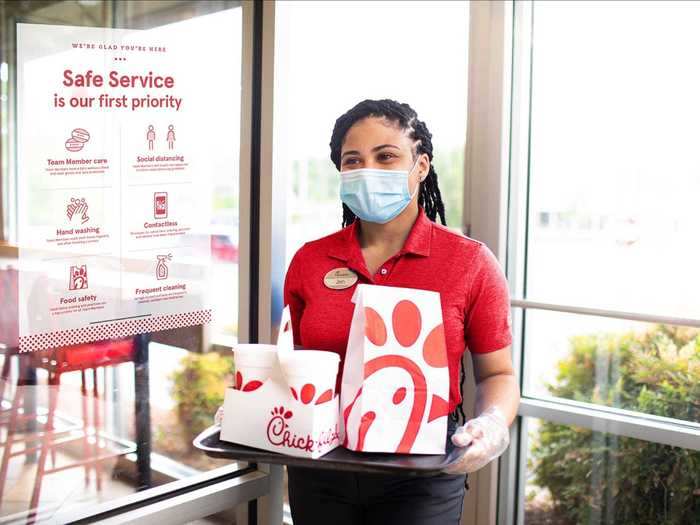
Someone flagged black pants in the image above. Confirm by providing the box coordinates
[287,419,468,525]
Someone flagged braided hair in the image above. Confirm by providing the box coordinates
[329,99,447,229]
[329,99,467,426]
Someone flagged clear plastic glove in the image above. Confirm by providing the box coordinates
[443,406,510,475]
[214,405,224,426]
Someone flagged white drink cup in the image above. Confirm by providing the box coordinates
[279,350,340,405]
[233,344,278,392]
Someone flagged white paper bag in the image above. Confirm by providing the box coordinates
[340,284,450,454]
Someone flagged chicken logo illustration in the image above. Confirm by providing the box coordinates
[266,405,339,453]
[266,406,294,442]
[341,285,449,454]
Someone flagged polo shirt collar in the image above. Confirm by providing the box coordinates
[328,206,433,264]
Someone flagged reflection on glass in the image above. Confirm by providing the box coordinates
[275,0,469,267]
[0,0,241,521]
[526,1,700,319]
[524,417,700,525]
[0,337,237,519]
[523,309,700,424]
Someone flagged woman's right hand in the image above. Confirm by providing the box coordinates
[214,405,224,426]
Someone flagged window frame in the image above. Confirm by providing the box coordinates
[491,2,700,524]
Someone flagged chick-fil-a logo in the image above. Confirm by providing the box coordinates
[266,406,339,453]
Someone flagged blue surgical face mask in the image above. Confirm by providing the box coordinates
[339,156,421,224]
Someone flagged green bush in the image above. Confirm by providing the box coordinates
[170,352,234,448]
[529,325,700,524]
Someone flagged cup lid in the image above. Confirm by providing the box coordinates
[233,344,278,367]
[279,350,340,376]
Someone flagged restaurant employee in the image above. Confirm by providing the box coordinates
[281,99,520,524]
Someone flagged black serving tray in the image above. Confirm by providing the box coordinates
[193,425,467,477]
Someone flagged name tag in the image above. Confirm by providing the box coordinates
[323,267,358,290]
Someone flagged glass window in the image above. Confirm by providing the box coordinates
[523,310,699,423]
[512,0,700,422]
[274,0,470,267]
[524,0,700,319]
[523,417,700,524]
[507,3,700,524]
[0,0,242,520]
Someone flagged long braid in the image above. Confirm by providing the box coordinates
[342,202,356,229]
[412,117,447,227]
[330,99,447,228]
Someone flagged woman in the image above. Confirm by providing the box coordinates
[282,99,520,524]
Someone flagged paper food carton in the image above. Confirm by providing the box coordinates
[220,306,341,459]
[340,284,450,454]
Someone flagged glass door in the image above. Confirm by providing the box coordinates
[0,1,261,523]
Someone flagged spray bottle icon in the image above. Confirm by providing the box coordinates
[156,253,172,280]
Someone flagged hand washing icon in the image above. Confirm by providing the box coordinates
[66,197,89,224]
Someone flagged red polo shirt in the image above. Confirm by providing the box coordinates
[283,206,512,414]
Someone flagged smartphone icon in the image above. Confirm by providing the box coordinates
[154,192,168,219]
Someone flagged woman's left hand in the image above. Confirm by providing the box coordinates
[214,405,224,426]
[442,406,510,475]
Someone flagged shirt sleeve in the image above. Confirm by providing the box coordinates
[464,243,513,354]
[283,246,306,347]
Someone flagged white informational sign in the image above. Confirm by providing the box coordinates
[17,23,217,351]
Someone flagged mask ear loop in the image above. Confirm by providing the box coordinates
[408,154,424,199]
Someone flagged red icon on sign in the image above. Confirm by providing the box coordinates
[156,253,172,280]
[154,192,168,219]
[66,197,90,224]
[68,265,88,290]
[167,124,176,150]
[65,128,90,152]
[146,125,155,150]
